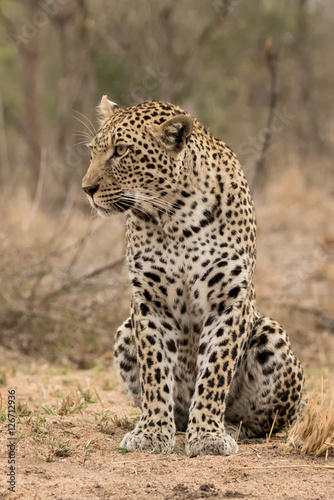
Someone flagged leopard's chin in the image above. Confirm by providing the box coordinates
[88,198,114,218]
[96,206,113,218]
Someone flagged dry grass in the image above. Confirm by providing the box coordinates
[0,187,129,366]
[96,411,140,434]
[286,381,334,458]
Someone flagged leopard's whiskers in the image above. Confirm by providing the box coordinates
[72,113,95,141]
[72,109,97,136]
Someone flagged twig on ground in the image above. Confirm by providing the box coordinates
[249,446,262,458]
[266,410,279,447]
[240,464,334,470]
[111,456,183,465]
[236,420,243,443]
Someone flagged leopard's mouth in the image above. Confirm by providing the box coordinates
[91,196,135,216]
[111,198,135,212]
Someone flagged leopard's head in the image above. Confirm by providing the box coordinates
[82,96,193,217]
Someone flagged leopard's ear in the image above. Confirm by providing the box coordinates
[97,95,120,126]
[152,114,193,153]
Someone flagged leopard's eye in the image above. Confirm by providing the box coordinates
[115,145,128,157]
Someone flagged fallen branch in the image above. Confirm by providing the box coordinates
[111,456,183,465]
[239,464,334,470]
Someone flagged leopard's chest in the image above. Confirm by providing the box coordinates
[128,225,234,320]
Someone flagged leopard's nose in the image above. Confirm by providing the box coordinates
[83,184,99,197]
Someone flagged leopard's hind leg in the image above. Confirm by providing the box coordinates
[225,317,304,439]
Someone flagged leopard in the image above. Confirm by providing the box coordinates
[82,96,304,456]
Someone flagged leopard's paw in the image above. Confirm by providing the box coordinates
[186,431,238,456]
[120,428,175,454]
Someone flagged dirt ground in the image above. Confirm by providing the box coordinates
[0,352,333,500]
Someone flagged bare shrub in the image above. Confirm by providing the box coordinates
[0,191,129,366]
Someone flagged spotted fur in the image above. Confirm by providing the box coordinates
[82,97,304,455]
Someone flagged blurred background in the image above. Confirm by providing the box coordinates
[0,0,333,384]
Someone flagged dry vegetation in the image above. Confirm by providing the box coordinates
[0,189,130,367]
[286,382,334,458]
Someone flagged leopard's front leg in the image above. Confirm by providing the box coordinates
[186,305,249,456]
[120,295,177,454]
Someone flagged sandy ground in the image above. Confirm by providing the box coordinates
[0,359,333,500]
